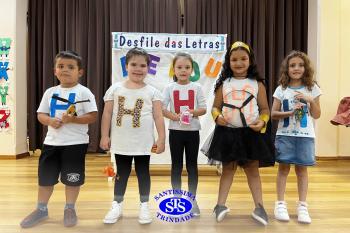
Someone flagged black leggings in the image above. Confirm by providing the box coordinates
[169,130,199,196]
[114,154,150,203]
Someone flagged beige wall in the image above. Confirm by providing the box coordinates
[0,0,28,156]
[315,0,350,157]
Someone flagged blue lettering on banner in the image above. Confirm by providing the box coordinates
[119,35,126,46]
[120,56,127,77]
[50,93,76,117]
[113,32,226,52]
[118,35,161,48]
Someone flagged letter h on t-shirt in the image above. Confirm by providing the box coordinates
[173,90,194,113]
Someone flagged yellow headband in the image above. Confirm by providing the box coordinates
[230,41,250,53]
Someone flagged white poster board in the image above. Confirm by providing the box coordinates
[111,32,226,164]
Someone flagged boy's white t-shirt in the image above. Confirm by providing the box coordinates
[104,82,162,156]
[273,84,322,138]
[162,82,207,131]
[37,84,98,145]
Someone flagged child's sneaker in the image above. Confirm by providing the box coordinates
[20,209,48,228]
[103,201,123,224]
[191,200,200,217]
[274,201,290,221]
[138,202,152,224]
[297,201,311,224]
[252,203,269,226]
[64,208,77,227]
[213,204,230,222]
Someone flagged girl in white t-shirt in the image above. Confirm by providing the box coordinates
[271,50,321,224]
[100,48,165,225]
[162,53,207,216]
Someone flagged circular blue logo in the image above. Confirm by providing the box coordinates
[159,197,192,216]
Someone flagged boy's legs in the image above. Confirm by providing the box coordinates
[61,144,88,227]
[169,130,185,192]
[20,145,60,228]
[65,186,80,204]
[38,185,54,203]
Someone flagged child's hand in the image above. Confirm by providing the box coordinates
[287,110,295,117]
[294,91,313,103]
[61,113,75,123]
[216,115,228,126]
[49,117,62,129]
[293,102,305,110]
[172,113,181,122]
[155,139,165,154]
[100,136,111,150]
[249,119,265,132]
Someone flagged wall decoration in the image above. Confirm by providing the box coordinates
[0,81,9,106]
[0,108,10,131]
[0,37,12,133]
[0,38,11,59]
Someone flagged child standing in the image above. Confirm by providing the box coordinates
[100,47,165,224]
[162,53,207,216]
[20,51,98,228]
[203,41,274,225]
[272,51,321,224]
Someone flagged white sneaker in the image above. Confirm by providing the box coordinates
[297,202,311,224]
[103,201,123,224]
[274,201,290,221]
[138,202,152,224]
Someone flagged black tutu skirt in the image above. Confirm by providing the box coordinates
[201,125,275,167]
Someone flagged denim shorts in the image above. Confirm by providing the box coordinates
[275,135,315,166]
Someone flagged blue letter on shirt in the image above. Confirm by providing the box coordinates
[50,93,76,117]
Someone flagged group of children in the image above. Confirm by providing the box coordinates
[20,41,321,228]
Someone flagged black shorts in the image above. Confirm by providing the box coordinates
[38,144,88,186]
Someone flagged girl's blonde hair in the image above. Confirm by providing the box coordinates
[279,50,316,91]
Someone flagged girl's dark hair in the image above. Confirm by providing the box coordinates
[214,43,263,93]
[172,52,194,82]
[279,50,316,91]
[55,50,82,69]
[125,47,151,66]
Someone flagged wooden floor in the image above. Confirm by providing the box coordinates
[1,154,350,233]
